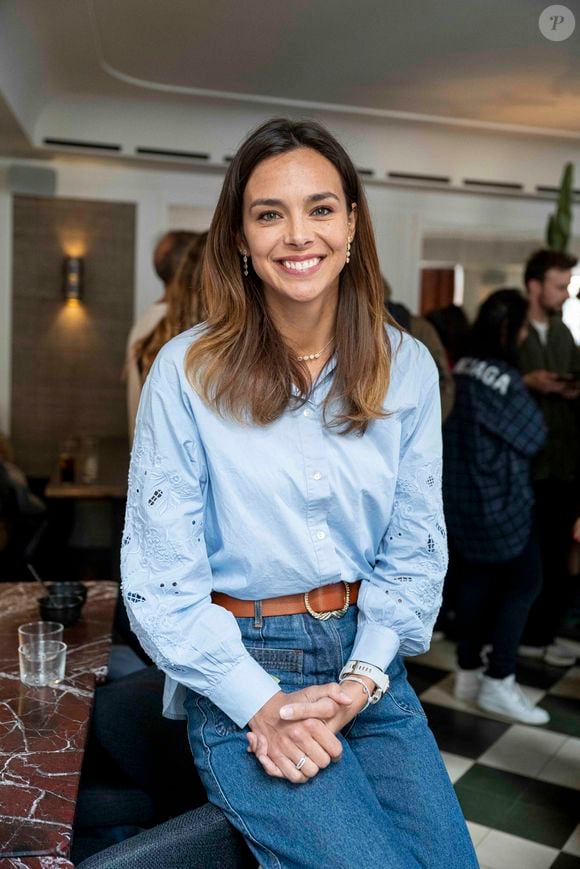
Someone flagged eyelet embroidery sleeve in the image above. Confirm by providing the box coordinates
[120,350,281,728]
[351,354,448,670]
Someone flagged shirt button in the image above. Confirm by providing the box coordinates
[303,409,312,417]
[312,472,322,480]
[316,531,326,540]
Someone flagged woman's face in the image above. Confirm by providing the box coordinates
[240,147,356,310]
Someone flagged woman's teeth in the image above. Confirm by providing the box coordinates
[281,258,321,271]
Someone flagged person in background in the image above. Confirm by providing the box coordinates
[121,117,476,868]
[443,289,549,724]
[0,433,46,576]
[383,278,455,420]
[133,233,208,385]
[426,303,470,368]
[125,230,198,441]
[126,232,207,442]
[518,249,580,668]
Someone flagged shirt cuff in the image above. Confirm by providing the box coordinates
[350,623,401,672]
[205,654,282,728]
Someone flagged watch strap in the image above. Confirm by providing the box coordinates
[339,660,390,701]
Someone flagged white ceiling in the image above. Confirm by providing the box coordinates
[0,0,580,169]
[86,0,580,133]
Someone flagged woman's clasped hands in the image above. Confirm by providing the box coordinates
[247,678,373,784]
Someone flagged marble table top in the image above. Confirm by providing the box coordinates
[0,581,118,866]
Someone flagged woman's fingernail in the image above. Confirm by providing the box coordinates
[280,705,294,719]
[339,692,352,701]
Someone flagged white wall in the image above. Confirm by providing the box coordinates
[32,94,580,194]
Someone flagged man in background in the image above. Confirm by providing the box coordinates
[125,231,197,442]
[518,249,580,666]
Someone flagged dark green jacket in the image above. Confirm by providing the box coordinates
[518,317,580,482]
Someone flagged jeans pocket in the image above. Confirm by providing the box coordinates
[246,645,304,689]
[386,690,426,718]
[386,659,427,718]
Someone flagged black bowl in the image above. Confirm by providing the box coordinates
[46,581,88,604]
[39,593,84,628]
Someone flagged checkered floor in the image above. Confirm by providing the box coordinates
[406,638,580,869]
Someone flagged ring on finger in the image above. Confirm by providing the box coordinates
[295,755,307,771]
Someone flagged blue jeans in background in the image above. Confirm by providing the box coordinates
[185,606,477,869]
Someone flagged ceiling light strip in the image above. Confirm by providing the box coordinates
[388,172,450,184]
[135,147,209,161]
[463,179,523,190]
[43,137,121,152]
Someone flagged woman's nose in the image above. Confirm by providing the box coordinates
[284,215,313,247]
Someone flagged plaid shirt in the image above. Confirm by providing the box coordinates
[443,357,546,562]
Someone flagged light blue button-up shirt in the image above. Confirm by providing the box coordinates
[121,325,447,728]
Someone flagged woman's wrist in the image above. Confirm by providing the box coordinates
[249,690,285,728]
[339,675,377,711]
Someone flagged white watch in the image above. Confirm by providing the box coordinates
[339,660,390,704]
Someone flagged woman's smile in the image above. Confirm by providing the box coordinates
[275,255,326,277]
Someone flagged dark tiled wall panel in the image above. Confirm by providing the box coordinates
[11,195,135,475]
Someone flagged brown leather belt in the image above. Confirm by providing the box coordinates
[212,580,360,621]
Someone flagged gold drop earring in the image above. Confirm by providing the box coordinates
[346,238,352,264]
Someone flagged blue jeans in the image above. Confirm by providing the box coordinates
[185,607,477,869]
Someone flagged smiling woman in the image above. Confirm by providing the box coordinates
[186,118,391,431]
[242,152,354,319]
[121,118,478,869]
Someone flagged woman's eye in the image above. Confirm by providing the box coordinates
[312,206,332,217]
[258,211,280,222]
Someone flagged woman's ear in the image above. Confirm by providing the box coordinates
[348,203,358,240]
[236,232,248,256]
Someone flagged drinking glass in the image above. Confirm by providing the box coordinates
[18,621,64,646]
[18,640,67,687]
[80,436,99,484]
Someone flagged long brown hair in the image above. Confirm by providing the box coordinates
[185,118,397,434]
[136,232,208,381]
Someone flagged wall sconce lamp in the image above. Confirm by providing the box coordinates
[62,256,84,302]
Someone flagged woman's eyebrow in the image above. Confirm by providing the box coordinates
[249,197,283,210]
[249,191,341,210]
[307,192,340,204]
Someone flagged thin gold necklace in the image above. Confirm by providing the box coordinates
[296,336,335,362]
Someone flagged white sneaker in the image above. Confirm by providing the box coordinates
[544,643,576,667]
[518,643,576,667]
[454,668,484,702]
[477,674,550,725]
[518,644,545,659]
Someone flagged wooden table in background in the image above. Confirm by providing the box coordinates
[0,581,118,867]
[44,439,129,581]
[45,438,129,500]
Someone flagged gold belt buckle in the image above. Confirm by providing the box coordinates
[304,581,350,621]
